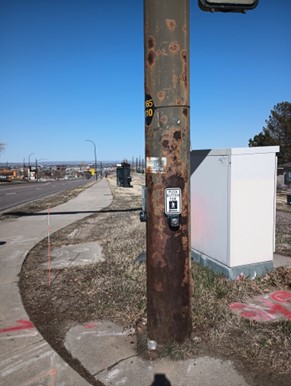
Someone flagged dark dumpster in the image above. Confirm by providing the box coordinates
[116,162,132,187]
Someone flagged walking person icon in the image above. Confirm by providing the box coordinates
[170,200,177,210]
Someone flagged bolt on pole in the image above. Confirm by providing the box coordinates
[144,0,192,345]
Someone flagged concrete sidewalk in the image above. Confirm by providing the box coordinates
[0,179,112,386]
[2,178,288,385]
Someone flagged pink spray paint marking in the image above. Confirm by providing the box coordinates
[229,303,276,322]
[230,290,291,322]
[84,322,96,329]
[0,319,35,334]
[20,367,57,386]
[270,290,291,303]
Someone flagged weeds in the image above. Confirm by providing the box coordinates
[20,175,291,384]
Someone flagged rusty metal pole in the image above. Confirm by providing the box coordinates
[144,0,192,344]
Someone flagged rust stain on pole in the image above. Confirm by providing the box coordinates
[144,0,192,344]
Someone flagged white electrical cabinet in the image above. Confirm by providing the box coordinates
[190,146,279,278]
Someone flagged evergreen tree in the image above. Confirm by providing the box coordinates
[249,101,291,164]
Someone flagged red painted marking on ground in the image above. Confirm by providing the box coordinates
[0,319,35,334]
[270,290,291,303]
[268,303,291,320]
[229,303,246,310]
[230,291,291,322]
[20,367,57,386]
[84,322,96,329]
[231,304,276,322]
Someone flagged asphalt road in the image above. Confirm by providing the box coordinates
[0,179,92,213]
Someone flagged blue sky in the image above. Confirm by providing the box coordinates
[0,0,290,163]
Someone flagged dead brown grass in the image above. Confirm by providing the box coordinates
[19,175,291,386]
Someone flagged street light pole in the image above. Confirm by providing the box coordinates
[36,159,47,181]
[28,153,35,167]
[28,153,35,180]
[85,140,98,180]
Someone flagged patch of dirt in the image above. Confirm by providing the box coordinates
[18,178,291,386]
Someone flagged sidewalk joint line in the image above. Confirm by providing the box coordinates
[0,338,45,360]
[93,354,138,377]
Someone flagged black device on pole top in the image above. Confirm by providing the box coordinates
[198,0,259,13]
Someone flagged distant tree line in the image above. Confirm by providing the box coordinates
[249,101,291,164]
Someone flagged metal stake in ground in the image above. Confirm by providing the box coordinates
[144,0,192,345]
[47,208,51,286]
